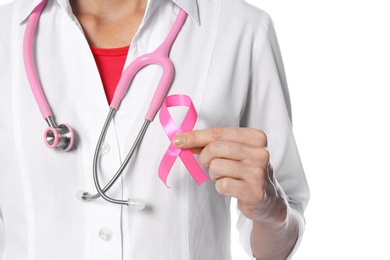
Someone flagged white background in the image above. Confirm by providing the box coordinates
[1,0,389,259]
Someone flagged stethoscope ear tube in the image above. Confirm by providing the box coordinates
[81,108,148,209]
[23,0,52,119]
[81,9,188,208]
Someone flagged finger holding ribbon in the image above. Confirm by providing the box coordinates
[172,127,286,222]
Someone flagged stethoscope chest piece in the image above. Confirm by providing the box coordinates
[44,123,74,151]
[43,116,75,151]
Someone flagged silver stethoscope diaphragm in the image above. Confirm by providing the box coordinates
[44,116,75,151]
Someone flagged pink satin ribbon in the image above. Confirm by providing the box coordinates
[159,95,209,187]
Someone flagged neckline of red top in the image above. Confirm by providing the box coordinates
[90,45,130,56]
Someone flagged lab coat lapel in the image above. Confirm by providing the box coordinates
[65,20,110,144]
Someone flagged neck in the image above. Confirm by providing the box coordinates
[70,0,147,17]
[70,0,147,48]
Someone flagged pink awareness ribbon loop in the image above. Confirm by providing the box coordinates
[159,94,209,187]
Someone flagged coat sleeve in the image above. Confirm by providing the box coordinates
[237,12,310,259]
[0,3,13,259]
[0,208,4,259]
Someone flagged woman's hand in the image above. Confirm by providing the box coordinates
[173,127,285,222]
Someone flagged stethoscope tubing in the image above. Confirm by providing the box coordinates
[110,8,188,122]
[82,110,150,205]
[86,9,188,206]
[24,0,75,151]
[23,0,52,119]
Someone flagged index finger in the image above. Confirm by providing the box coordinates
[173,127,267,149]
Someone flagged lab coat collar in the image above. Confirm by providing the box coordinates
[18,0,44,23]
[18,0,200,25]
[18,0,77,23]
[172,0,200,25]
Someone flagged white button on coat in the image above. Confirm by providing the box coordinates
[99,228,113,241]
[99,141,110,155]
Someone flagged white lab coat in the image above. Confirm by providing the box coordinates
[0,0,310,259]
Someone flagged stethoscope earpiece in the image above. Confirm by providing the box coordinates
[128,198,146,210]
[44,122,74,151]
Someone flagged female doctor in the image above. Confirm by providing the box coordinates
[0,0,309,259]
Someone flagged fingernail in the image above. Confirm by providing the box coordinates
[173,136,185,146]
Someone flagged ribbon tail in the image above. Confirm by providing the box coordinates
[180,149,209,185]
[158,147,179,188]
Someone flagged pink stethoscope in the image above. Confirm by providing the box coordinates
[24,0,188,209]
